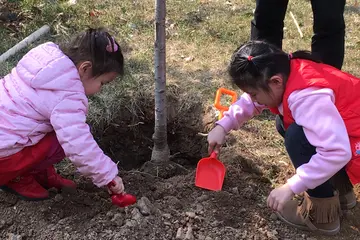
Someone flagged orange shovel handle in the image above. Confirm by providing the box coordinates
[214,88,238,120]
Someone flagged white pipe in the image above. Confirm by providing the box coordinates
[0,25,50,63]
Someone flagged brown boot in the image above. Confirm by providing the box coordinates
[297,190,356,210]
[339,190,356,210]
[276,192,341,235]
[330,171,356,210]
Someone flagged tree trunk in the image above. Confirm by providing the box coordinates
[151,0,169,163]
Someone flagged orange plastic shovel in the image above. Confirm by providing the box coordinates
[214,87,238,120]
[195,152,226,191]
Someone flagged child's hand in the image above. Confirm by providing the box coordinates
[207,125,227,154]
[267,183,294,212]
[108,176,125,194]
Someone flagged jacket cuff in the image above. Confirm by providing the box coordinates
[94,166,119,187]
[216,116,233,133]
[287,174,308,194]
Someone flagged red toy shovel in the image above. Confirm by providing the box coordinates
[195,152,226,191]
[107,181,137,207]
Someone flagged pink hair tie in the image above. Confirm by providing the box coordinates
[106,36,119,52]
[288,53,293,60]
[247,55,253,61]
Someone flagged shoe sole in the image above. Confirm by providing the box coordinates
[0,185,49,201]
[275,212,340,236]
[341,200,356,210]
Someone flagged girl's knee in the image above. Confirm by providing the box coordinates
[275,115,286,138]
[285,123,305,145]
[285,123,316,166]
[46,132,65,156]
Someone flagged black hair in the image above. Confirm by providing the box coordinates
[60,27,124,77]
[228,40,321,91]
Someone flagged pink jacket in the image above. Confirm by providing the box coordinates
[0,42,118,187]
[217,88,351,194]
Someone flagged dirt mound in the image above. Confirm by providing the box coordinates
[4,148,358,240]
[0,158,282,240]
[2,141,360,240]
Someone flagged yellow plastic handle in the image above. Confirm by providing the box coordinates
[214,88,238,120]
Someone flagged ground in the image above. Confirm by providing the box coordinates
[1,0,360,239]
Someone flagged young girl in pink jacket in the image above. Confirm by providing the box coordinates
[207,40,360,235]
[0,28,124,201]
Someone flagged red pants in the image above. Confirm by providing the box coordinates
[0,132,65,185]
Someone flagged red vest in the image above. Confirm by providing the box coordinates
[272,59,360,134]
[269,59,360,183]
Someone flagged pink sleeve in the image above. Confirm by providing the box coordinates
[286,87,352,194]
[50,94,118,187]
[216,93,266,133]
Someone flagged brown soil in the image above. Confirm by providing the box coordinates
[2,156,360,240]
[2,106,360,240]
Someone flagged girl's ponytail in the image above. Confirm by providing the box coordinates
[228,40,322,93]
[60,28,124,77]
[290,50,321,63]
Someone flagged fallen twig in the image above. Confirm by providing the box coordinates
[171,162,189,172]
[169,152,181,160]
[289,11,303,38]
[128,170,162,179]
[197,132,208,137]
[127,122,145,127]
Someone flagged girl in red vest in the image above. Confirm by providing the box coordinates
[207,40,360,235]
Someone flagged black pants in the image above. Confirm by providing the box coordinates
[275,116,351,198]
[250,0,346,70]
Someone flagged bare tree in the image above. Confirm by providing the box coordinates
[151,0,169,163]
